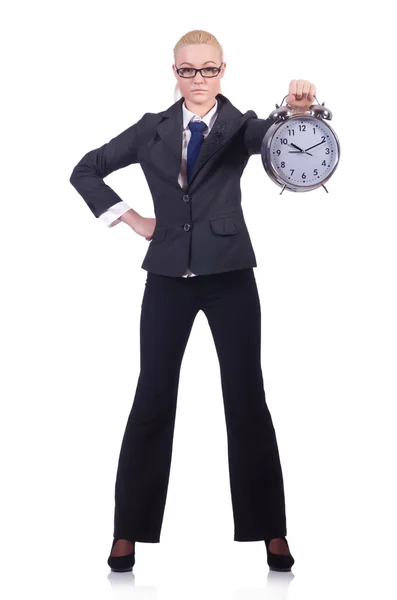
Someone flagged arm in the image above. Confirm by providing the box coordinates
[69,114,148,219]
[242,113,274,157]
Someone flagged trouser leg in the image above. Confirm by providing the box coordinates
[200,268,287,541]
[113,273,199,542]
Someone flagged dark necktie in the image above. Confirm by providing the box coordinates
[187,121,207,184]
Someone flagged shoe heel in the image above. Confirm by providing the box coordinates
[107,538,135,572]
[264,536,295,572]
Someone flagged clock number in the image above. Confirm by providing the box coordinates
[325,148,330,154]
[290,169,294,175]
[313,169,318,176]
[281,161,285,168]
[302,172,306,179]
[288,129,295,136]
[281,138,288,144]
[276,149,281,155]
[299,124,306,131]
[321,136,326,143]
[312,128,316,134]
[322,160,326,166]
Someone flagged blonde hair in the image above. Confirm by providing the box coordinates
[173,29,224,102]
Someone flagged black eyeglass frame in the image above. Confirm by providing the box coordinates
[175,62,224,78]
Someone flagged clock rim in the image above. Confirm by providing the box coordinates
[261,114,340,192]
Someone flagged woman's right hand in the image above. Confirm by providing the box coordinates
[131,216,157,241]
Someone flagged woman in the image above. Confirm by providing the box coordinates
[70,29,316,572]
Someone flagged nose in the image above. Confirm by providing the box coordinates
[193,71,205,84]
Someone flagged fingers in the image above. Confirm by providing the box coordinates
[288,79,303,100]
[289,79,316,104]
[288,79,298,101]
[297,80,304,99]
[307,83,316,102]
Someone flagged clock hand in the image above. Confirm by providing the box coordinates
[288,143,313,156]
[304,140,326,152]
[288,150,313,156]
[290,142,304,152]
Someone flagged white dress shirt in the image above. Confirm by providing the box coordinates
[98,99,219,277]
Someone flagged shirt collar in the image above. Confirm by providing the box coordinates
[182,98,218,130]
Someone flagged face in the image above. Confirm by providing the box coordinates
[173,43,226,106]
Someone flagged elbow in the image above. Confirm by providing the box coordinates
[69,151,99,187]
[69,168,77,187]
[69,156,90,188]
[69,161,82,187]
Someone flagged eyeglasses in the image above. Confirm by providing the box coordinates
[175,63,223,78]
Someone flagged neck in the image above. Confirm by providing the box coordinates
[184,96,217,118]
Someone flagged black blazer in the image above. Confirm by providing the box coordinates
[69,92,273,277]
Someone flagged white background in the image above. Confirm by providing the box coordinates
[1,0,396,598]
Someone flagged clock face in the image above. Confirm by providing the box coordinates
[270,116,339,187]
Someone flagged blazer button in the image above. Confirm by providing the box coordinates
[183,223,191,231]
[183,194,190,202]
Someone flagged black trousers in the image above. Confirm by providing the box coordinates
[113,267,287,542]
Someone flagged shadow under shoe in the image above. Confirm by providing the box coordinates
[264,536,295,571]
[107,538,135,572]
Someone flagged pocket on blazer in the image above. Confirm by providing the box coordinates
[150,225,167,242]
[209,216,239,235]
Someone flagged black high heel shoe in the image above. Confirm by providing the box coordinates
[264,536,295,571]
[107,538,135,572]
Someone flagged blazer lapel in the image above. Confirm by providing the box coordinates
[155,101,184,186]
[155,93,243,188]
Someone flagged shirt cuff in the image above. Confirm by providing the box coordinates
[98,201,132,227]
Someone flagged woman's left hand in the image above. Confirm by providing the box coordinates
[286,79,316,112]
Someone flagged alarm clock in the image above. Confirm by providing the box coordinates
[261,94,340,194]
